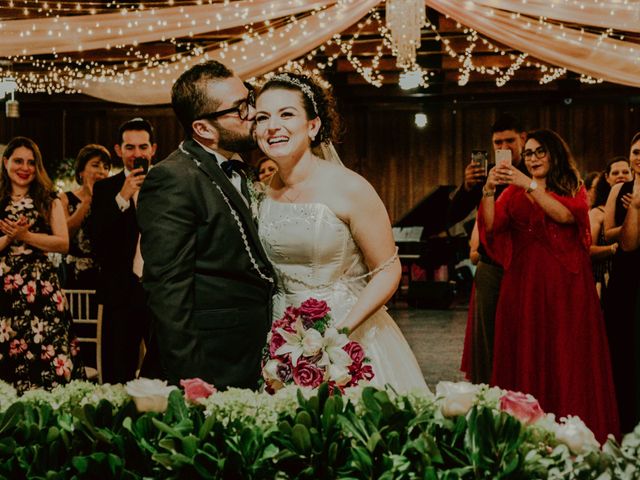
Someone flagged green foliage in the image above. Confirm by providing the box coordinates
[0,383,636,479]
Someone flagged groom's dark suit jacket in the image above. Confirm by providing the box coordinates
[137,139,275,389]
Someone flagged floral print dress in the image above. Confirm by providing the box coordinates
[0,195,85,394]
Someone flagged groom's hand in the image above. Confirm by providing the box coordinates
[119,167,146,201]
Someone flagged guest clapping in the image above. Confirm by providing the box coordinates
[59,144,110,288]
[479,129,619,442]
[602,132,640,434]
[0,137,85,393]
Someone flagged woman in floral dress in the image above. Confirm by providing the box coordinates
[0,136,84,394]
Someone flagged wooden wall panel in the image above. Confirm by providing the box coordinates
[1,89,640,223]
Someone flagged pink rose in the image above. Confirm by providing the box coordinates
[343,341,365,365]
[269,332,286,357]
[180,378,216,402]
[499,390,545,425]
[298,298,330,323]
[293,358,324,388]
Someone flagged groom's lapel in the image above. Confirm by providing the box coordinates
[183,139,273,270]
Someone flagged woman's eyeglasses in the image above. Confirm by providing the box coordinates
[197,86,256,122]
[522,146,547,161]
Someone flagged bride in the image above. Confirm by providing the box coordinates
[255,72,428,392]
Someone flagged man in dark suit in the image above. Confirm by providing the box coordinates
[89,117,157,384]
[136,61,275,389]
[447,113,527,384]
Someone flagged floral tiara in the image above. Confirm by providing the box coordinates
[269,73,319,116]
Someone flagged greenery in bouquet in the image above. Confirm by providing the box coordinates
[0,377,638,478]
[262,298,374,393]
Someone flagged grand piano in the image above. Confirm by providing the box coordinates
[393,185,471,308]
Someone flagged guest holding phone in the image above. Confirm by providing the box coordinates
[89,118,159,383]
[479,129,619,442]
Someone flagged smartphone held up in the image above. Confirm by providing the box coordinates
[494,149,512,168]
[471,149,489,176]
[133,157,149,175]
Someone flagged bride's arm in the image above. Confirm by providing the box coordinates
[337,173,401,334]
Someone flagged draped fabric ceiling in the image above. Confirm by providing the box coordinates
[0,0,639,105]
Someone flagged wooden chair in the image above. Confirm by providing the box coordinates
[62,289,103,383]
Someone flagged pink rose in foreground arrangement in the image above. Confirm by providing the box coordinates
[293,358,324,388]
[298,298,330,323]
[499,390,545,425]
[180,378,216,402]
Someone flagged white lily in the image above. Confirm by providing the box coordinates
[276,319,322,366]
[322,327,351,368]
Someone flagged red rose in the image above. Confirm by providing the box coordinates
[343,341,365,365]
[180,378,216,402]
[298,298,330,322]
[272,306,299,333]
[499,390,544,425]
[269,332,287,357]
[350,363,375,383]
[293,358,324,388]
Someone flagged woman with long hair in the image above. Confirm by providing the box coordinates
[589,157,632,297]
[479,129,619,442]
[602,132,640,434]
[254,72,428,392]
[0,136,84,393]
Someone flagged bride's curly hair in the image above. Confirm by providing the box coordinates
[259,72,342,147]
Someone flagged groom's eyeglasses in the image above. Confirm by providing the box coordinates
[197,85,256,122]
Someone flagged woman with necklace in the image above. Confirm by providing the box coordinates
[254,73,428,392]
[0,136,84,394]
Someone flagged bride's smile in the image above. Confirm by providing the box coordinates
[255,89,320,163]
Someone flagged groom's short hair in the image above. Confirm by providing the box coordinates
[172,60,234,135]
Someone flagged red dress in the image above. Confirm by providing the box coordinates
[479,185,619,442]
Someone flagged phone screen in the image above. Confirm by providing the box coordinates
[133,157,148,175]
[495,149,512,167]
[471,150,488,175]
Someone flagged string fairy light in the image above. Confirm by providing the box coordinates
[0,0,633,96]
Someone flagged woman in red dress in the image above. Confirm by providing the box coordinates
[479,129,619,442]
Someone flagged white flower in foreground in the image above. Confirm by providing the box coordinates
[436,381,481,417]
[322,327,351,367]
[125,377,177,413]
[302,328,324,356]
[554,416,600,454]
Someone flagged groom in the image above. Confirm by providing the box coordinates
[137,60,275,389]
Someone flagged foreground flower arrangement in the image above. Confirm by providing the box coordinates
[0,378,638,479]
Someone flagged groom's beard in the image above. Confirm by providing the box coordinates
[217,125,257,153]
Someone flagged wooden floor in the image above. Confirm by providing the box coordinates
[389,303,468,390]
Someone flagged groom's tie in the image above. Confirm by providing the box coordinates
[221,159,251,204]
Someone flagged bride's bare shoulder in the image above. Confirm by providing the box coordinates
[317,161,373,192]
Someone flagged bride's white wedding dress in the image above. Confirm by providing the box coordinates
[258,197,429,392]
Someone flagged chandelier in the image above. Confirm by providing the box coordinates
[386,0,426,68]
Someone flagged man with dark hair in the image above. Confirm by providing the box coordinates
[449,113,527,384]
[137,60,274,389]
[89,117,158,383]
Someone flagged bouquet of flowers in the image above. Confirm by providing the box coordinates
[262,298,374,393]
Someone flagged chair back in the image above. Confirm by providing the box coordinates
[62,289,103,383]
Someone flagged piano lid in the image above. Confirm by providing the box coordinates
[393,185,456,239]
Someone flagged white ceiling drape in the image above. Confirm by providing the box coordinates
[1,0,639,103]
[426,0,640,88]
[80,0,379,104]
[0,0,335,56]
